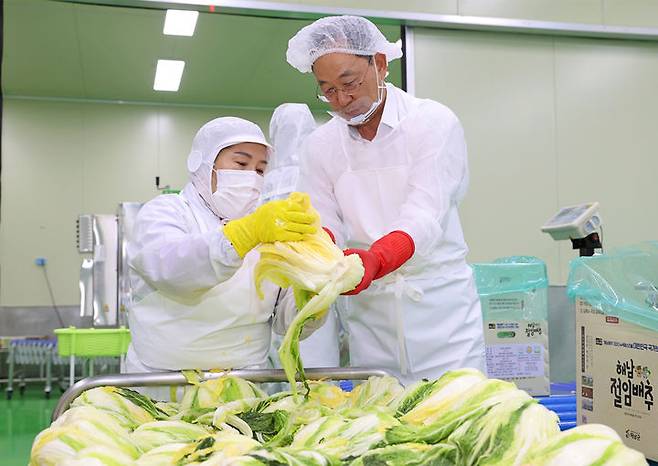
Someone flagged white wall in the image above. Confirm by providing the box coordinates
[412,29,658,284]
[0,98,282,306]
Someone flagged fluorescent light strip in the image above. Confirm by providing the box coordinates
[154,59,185,92]
[163,9,199,36]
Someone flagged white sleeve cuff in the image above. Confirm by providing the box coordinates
[208,230,242,280]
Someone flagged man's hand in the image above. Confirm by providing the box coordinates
[342,231,415,295]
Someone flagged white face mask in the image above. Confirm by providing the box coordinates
[328,65,386,126]
[211,169,264,220]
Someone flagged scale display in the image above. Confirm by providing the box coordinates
[541,202,601,241]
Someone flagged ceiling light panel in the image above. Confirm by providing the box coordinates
[154,59,185,91]
[163,9,198,36]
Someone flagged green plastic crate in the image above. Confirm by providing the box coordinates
[54,327,131,357]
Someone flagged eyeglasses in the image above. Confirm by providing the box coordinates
[316,56,374,103]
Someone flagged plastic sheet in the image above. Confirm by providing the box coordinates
[472,256,548,321]
[567,242,658,332]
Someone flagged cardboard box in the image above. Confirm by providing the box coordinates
[576,297,657,460]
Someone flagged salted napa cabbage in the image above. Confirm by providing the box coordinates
[135,442,191,466]
[180,376,266,412]
[520,424,648,466]
[346,442,457,466]
[306,381,350,409]
[255,193,364,395]
[155,400,180,418]
[263,401,335,448]
[209,399,262,427]
[30,408,140,466]
[220,390,336,448]
[60,445,137,466]
[198,432,262,461]
[348,376,405,410]
[386,378,517,445]
[136,432,260,466]
[246,447,340,466]
[291,411,400,459]
[395,368,487,423]
[36,372,645,466]
[70,386,168,429]
[258,391,302,414]
[131,420,212,452]
[51,405,130,431]
[478,402,559,466]
[447,391,559,466]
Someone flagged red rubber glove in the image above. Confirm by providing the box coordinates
[343,231,415,295]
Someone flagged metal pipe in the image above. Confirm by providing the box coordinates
[0,377,63,384]
[52,367,394,421]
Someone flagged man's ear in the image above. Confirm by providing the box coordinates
[374,53,388,77]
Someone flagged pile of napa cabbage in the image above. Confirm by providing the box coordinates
[30,370,647,465]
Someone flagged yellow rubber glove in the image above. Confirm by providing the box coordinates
[223,192,319,258]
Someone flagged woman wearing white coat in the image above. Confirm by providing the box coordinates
[286,16,486,385]
[125,117,320,384]
[264,103,341,369]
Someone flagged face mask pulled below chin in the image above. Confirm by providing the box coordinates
[328,67,386,126]
[212,169,264,220]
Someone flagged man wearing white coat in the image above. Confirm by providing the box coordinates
[264,103,340,369]
[125,117,321,388]
[287,16,486,384]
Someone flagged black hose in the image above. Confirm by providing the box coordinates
[42,266,66,328]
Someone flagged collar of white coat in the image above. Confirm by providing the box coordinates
[379,83,400,129]
[181,182,224,230]
[348,82,400,141]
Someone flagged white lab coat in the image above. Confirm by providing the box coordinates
[299,83,486,385]
[125,183,307,375]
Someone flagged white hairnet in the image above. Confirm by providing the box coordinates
[263,104,317,203]
[286,15,403,73]
[187,117,271,218]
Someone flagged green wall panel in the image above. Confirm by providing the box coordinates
[2,0,85,97]
[2,0,402,109]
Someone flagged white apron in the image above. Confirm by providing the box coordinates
[333,124,486,386]
[127,251,277,371]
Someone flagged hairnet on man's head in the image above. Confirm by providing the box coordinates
[186,117,270,218]
[269,103,316,169]
[286,15,403,73]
